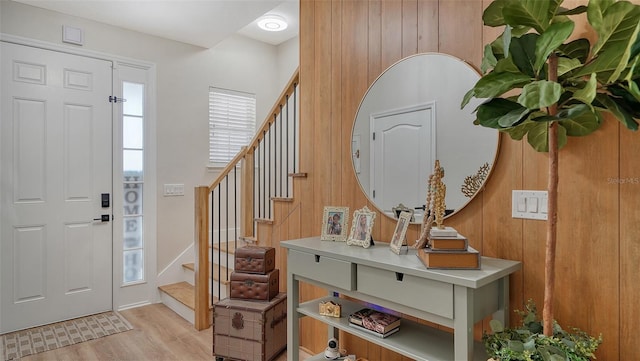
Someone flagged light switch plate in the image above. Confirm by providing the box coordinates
[164,183,185,196]
[512,190,547,220]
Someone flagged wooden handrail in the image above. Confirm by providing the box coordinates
[194,67,300,330]
[207,68,299,191]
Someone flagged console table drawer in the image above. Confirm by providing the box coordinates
[356,264,453,318]
[288,249,355,291]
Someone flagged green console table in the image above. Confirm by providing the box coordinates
[282,237,521,361]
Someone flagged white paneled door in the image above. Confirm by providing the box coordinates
[1,42,113,333]
[371,105,435,214]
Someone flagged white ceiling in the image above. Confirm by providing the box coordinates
[12,0,299,48]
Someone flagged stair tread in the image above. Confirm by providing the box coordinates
[272,197,294,202]
[213,240,242,254]
[255,218,274,224]
[182,262,232,285]
[159,281,216,310]
[159,281,196,310]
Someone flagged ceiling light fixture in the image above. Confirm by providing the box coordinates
[257,15,288,32]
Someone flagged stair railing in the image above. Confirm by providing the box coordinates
[194,69,300,330]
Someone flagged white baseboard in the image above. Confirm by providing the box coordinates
[159,292,194,324]
[117,300,153,311]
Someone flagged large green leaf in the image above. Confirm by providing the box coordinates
[578,2,640,83]
[557,5,587,16]
[494,57,521,74]
[510,33,539,77]
[503,25,512,58]
[557,57,583,76]
[556,103,591,120]
[587,0,616,34]
[502,119,537,140]
[607,86,640,118]
[483,0,509,27]
[534,21,575,72]
[498,107,532,127]
[503,0,554,33]
[517,80,562,109]
[472,71,531,99]
[477,98,526,128]
[596,93,639,130]
[625,79,640,102]
[559,108,602,136]
[481,44,498,74]
[571,73,597,104]
[590,0,634,55]
[461,88,476,109]
[631,32,640,59]
[558,38,590,63]
[527,121,568,152]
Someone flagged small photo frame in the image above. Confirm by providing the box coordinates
[390,211,412,254]
[321,206,349,241]
[392,203,415,222]
[347,206,376,248]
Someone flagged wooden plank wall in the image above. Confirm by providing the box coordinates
[281,0,640,359]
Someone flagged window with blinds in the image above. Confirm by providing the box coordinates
[209,87,256,166]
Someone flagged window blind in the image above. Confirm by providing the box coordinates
[209,87,256,164]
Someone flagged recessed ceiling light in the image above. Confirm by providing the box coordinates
[257,15,288,32]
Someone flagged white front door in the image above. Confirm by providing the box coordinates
[371,105,435,214]
[1,42,113,333]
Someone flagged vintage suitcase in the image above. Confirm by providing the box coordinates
[229,269,279,301]
[234,246,276,274]
[213,293,287,361]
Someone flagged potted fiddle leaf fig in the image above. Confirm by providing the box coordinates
[461,0,640,353]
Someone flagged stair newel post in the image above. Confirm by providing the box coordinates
[194,186,210,330]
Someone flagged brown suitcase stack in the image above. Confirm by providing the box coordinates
[214,246,286,361]
[213,293,287,361]
[229,246,278,301]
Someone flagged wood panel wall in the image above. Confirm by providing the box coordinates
[284,0,640,359]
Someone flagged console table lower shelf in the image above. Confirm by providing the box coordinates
[298,296,487,361]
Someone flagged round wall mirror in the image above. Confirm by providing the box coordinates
[351,53,499,223]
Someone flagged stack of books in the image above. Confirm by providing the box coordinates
[348,308,401,338]
[416,227,481,270]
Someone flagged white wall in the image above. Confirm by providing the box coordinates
[0,1,299,271]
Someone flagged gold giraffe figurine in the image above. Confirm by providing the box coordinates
[432,160,446,229]
[413,160,446,248]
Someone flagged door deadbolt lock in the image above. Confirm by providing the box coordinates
[101,193,110,208]
[93,214,110,222]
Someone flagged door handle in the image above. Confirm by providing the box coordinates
[93,214,110,222]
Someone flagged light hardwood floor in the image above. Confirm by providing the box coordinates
[20,303,308,361]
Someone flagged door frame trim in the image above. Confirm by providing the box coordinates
[1,33,158,312]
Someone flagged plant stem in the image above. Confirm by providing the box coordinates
[544,54,559,337]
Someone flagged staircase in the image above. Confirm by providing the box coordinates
[157,240,246,324]
[158,70,301,329]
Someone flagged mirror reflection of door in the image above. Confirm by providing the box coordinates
[371,103,435,217]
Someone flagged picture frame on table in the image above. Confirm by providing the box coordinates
[347,206,376,248]
[389,211,412,254]
[321,206,349,241]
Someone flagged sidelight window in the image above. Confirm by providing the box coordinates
[122,81,144,284]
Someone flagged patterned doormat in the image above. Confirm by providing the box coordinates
[1,311,133,360]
